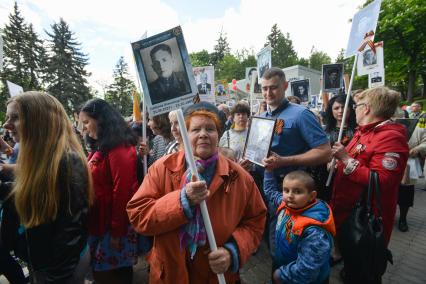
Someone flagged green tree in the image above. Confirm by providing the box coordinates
[297,57,309,67]
[189,49,211,67]
[364,0,426,101]
[215,54,242,82]
[46,18,92,114]
[308,47,331,71]
[105,56,135,117]
[265,24,298,68]
[0,2,47,120]
[210,30,231,67]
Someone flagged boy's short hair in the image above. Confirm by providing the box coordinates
[283,171,316,192]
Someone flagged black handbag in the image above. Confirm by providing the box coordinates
[338,171,393,282]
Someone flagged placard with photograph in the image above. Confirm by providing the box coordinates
[243,116,276,166]
[357,41,384,76]
[368,68,385,88]
[322,63,344,92]
[193,66,215,103]
[256,45,272,81]
[345,0,382,58]
[132,26,197,116]
[290,79,310,103]
[395,118,418,141]
[245,67,261,93]
[310,95,318,109]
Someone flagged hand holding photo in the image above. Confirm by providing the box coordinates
[243,117,276,166]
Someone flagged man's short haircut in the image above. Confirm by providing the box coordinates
[357,87,401,119]
[283,170,316,192]
[262,67,286,83]
[150,43,172,60]
[287,95,301,104]
[231,102,251,117]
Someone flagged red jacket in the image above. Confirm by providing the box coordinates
[331,120,408,244]
[88,144,139,237]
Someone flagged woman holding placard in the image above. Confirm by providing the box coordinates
[127,102,266,284]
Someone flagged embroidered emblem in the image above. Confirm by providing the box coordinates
[274,119,284,135]
[350,143,366,156]
[382,157,397,170]
[384,152,400,158]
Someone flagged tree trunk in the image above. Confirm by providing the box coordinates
[407,69,416,103]
[421,73,426,99]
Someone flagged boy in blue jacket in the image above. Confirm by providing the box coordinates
[264,170,336,284]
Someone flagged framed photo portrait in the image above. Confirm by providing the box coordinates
[322,64,344,92]
[290,79,310,103]
[193,66,215,103]
[357,42,384,76]
[245,67,261,93]
[243,116,276,167]
[132,26,197,116]
[345,0,381,58]
[256,46,272,81]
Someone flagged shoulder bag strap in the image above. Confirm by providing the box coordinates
[372,171,383,218]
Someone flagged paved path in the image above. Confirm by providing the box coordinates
[2,188,425,284]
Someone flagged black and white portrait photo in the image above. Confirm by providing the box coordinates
[243,117,276,166]
[193,66,215,103]
[323,64,343,92]
[245,67,261,93]
[357,42,384,76]
[132,26,197,116]
[256,46,272,81]
[363,49,377,66]
[290,79,310,103]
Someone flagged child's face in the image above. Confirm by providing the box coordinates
[282,179,316,209]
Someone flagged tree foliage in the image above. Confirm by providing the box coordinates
[46,18,92,113]
[265,24,298,68]
[308,47,331,71]
[210,30,231,66]
[105,56,135,117]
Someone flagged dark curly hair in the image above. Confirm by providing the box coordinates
[231,102,251,117]
[80,98,137,154]
[324,95,357,132]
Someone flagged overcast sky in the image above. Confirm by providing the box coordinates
[0,0,365,92]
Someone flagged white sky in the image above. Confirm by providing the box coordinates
[0,0,365,93]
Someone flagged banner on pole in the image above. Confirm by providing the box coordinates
[345,0,382,58]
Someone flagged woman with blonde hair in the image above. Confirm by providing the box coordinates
[0,91,93,283]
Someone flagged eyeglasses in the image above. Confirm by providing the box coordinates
[353,103,367,110]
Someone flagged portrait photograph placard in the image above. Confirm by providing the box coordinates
[243,116,276,167]
[322,63,344,92]
[132,26,197,116]
[357,42,384,76]
[245,67,261,93]
[345,0,382,58]
[290,79,310,103]
[193,66,215,104]
[256,45,272,81]
[368,68,385,88]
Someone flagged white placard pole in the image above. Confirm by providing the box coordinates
[326,53,359,187]
[176,109,226,284]
[132,52,148,175]
[250,71,257,114]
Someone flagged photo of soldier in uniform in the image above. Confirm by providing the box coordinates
[290,79,310,103]
[256,46,272,81]
[322,63,344,92]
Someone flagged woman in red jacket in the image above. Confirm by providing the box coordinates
[331,87,409,283]
[80,99,139,284]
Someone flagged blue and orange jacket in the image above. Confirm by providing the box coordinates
[274,200,335,283]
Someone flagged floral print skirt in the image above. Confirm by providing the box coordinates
[88,225,138,271]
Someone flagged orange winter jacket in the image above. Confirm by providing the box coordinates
[127,151,267,283]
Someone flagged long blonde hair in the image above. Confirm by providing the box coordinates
[10,92,93,228]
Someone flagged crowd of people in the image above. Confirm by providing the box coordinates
[0,66,422,284]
